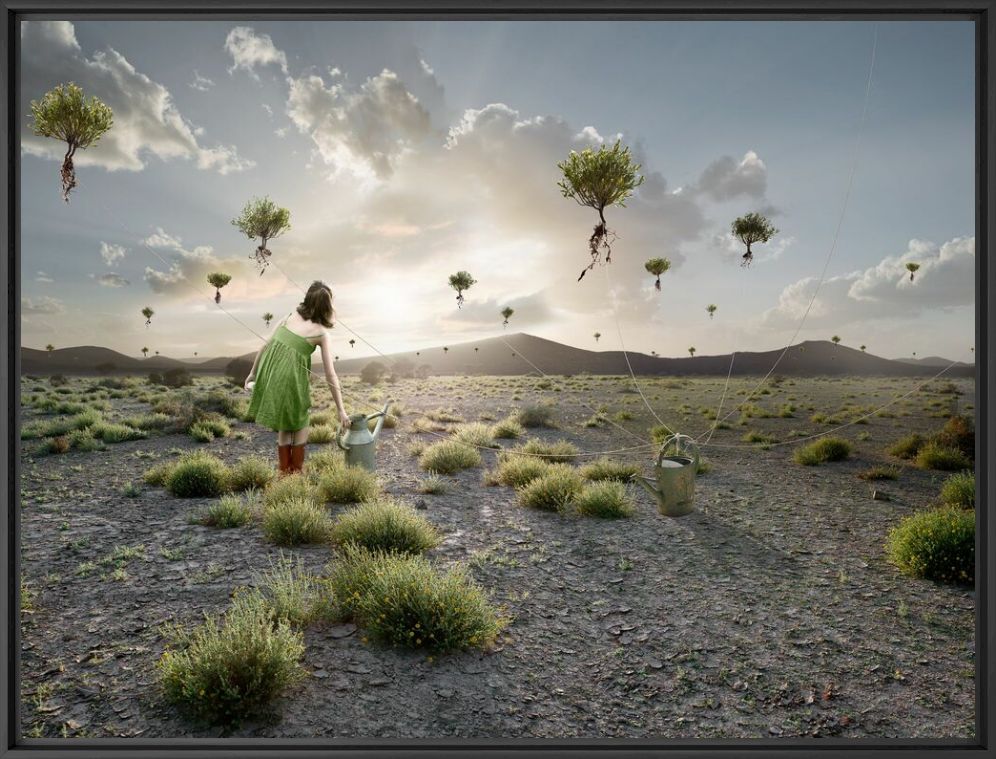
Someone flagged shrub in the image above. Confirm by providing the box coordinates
[126,412,172,431]
[68,427,103,452]
[189,423,216,443]
[511,438,578,463]
[491,417,524,439]
[936,415,974,461]
[572,481,634,518]
[254,554,330,627]
[144,460,176,487]
[316,464,381,504]
[193,416,230,440]
[305,448,345,475]
[164,452,231,498]
[888,433,925,460]
[418,440,481,474]
[886,506,974,584]
[742,430,776,445]
[940,471,975,509]
[331,499,440,554]
[794,437,852,466]
[200,494,253,528]
[91,422,145,444]
[263,473,316,510]
[262,496,333,546]
[229,456,275,492]
[579,457,640,482]
[328,546,506,652]
[858,465,900,481]
[516,464,584,512]
[306,424,335,444]
[453,422,498,449]
[157,590,306,726]
[150,368,194,388]
[516,405,556,428]
[418,475,447,494]
[39,436,70,455]
[915,442,971,472]
[492,454,552,488]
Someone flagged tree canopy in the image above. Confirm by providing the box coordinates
[730,212,778,267]
[644,257,671,291]
[231,197,291,275]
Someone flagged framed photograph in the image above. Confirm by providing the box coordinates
[2,1,992,757]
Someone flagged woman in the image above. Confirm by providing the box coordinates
[245,281,351,474]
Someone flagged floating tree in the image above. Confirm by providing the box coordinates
[155,350,160,356]
[501,306,514,328]
[593,332,601,343]
[688,347,696,357]
[142,306,154,328]
[651,350,658,357]
[860,344,867,352]
[141,346,149,358]
[731,212,778,267]
[207,272,232,304]
[29,83,113,202]
[443,346,449,354]
[448,271,476,308]
[905,262,921,282]
[349,339,356,349]
[557,139,645,281]
[706,304,717,319]
[644,257,671,291]
[46,344,54,354]
[474,347,479,353]
[831,335,841,347]
[263,312,274,328]
[231,196,291,275]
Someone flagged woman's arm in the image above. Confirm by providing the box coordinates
[320,332,351,428]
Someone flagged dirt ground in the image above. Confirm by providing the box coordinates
[18,371,976,740]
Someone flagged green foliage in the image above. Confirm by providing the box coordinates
[229,456,275,492]
[231,196,291,246]
[418,475,447,494]
[262,496,333,546]
[936,415,975,461]
[453,422,498,449]
[330,498,440,555]
[571,481,634,518]
[888,433,925,460]
[206,272,231,290]
[316,464,381,504]
[157,590,306,726]
[200,494,254,528]
[578,457,640,482]
[940,471,975,509]
[858,465,900,481]
[793,437,852,466]
[307,424,336,444]
[164,451,231,498]
[143,460,177,487]
[490,417,525,439]
[730,212,778,254]
[263,473,316,510]
[516,404,557,428]
[447,271,477,303]
[512,438,578,463]
[30,83,113,147]
[492,454,553,488]
[915,442,971,472]
[516,464,584,511]
[253,554,331,627]
[557,139,644,213]
[886,506,974,584]
[418,440,482,474]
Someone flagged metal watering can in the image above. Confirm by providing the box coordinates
[336,402,391,471]
[632,433,700,517]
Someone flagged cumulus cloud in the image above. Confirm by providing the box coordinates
[711,231,795,265]
[763,236,974,328]
[437,291,554,332]
[20,21,254,175]
[22,296,66,315]
[92,272,130,287]
[100,241,127,266]
[225,26,288,77]
[694,150,768,201]
[286,68,432,180]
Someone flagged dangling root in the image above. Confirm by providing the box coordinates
[909,272,915,282]
[456,293,465,309]
[577,221,615,281]
[214,290,221,304]
[741,250,753,268]
[655,277,662,291]
[252,244,272,276]
[60,149,77,203]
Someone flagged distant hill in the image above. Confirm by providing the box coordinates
[21,334,975,379]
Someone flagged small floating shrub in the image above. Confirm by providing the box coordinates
[165,452,231,498]
[793,437,851,466]
[886,506,974,584]
[330,498,440,555]
[418,440,481,474]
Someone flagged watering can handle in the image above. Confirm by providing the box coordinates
[336,428,349,451]
[657,433,700,472]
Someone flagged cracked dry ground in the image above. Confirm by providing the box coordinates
[19,374,975,739]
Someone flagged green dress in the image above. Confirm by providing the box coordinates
[247,324,317,431]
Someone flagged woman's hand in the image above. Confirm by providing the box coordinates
[339,409,352,429]
[244,374,255,392]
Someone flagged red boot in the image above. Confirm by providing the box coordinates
[289,444,306,473]
[278,444,292,476]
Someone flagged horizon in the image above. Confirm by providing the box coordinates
[20,19,975,362]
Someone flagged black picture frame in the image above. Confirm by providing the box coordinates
[2,1,993,757]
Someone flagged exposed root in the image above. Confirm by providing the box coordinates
[741,250,753,268]
[456,293,465,309]
[60,152,77,203]
[252,244,272,276]
[654,277,662,291]
[577,221,616,281]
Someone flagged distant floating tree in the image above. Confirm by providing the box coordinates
[142,306,154,328]
[651,350,658,357]
[207,272,232,304]
[644,257,671,291]
[46,344,54,354]
[501,306,514,328]
[231,196,291,275]
[448,271,476,309]
[474,347,479,353]
[263,312,274,328]
[349,339,356,349]
[194,351,198,357]
[141,346,149,358]
[688,346,696,357]
[415,351,420,357]
[731,212,778,267]
[860,344,867,352]
[155,350,160,356]
[706,304,717,319]
[29,83,113,202]
[905,262,921,282]
[593,332,601,344]
[557,139,645,281]
[443,346,449,354]
[831,335,841,348]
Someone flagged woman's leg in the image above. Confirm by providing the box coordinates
[289,427,309,472]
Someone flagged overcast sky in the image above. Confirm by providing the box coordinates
[19,19,975,362]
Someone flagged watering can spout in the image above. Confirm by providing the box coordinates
[631,474,658,498]
[369,401,392,442]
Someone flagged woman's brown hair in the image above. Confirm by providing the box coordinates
[297,281,335,328]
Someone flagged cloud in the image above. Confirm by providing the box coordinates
[694,150,768,201]
[286,68,433,180]
[763,236,974,329]
[189,70,214,91]
[20,21,254,176]
[225,26,288,77]
[437,291,555,332]
[92,272,130,287]
[711,231,795,265]
[35,271,53,283]
[22,296,65,315]
[100,241,127,266]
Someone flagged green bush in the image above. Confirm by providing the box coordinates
[308,424,336,444]
[331,499,440,554]
[143,460,177,487]
[936,414,974,461]
[516,405,556,428]
[886,506,974,584]
[68,427,103,452]
[316,464,381,504]
[229,456,275,492]
[254,554,330,627]
[888,433,926,460]
[188,422,216,443]
[200,494,254,528]
[516,464,584,512]
[512,438,578,463]
[418,440,481,474]
[915,442,971,472]
[572,481,634,518]
[492,454,552,488]
[940,471,975,508]
[164,452,231,498]
[793,437,852,466]
[490,417,524,439]
[263,473,316,510]
[262,496,333,546]
[418,475,448,494]
[858,465,900,481]
[93,422,146,444]
[328,546,506,652]
[453,422,498,449]
[39,436,70,455]
[157,590,306,726]
[579,457,640,482]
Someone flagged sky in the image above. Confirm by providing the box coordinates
[19,19,976,362]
